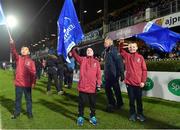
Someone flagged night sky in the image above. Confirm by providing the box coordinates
[0,0,129,61]
[0,0,62,61]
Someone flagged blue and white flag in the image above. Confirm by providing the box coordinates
[0,2,6,25]
[57,0,84,62]
[136,22,180,52]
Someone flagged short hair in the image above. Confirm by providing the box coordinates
[21,46,29,49]
[129,42,138,46]
[87,47,93,51]
[128,42,138,49]
[105,36,112,41]
[105,36,113,45]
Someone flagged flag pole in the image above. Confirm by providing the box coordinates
[6,25,13,40]
[5,24,13,65]
[0,1,13,67]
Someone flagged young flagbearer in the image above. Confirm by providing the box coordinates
[119,39,147,122]
[10,39,36,119]
[71,47,102,126]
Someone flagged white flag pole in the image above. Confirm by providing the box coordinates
[6,25,13,41]
[5,25,13,64]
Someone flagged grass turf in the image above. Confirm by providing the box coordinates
[0,69,180,129]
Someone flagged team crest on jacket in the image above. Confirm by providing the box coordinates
[93,63,97,67]
[25,61,30,66]
[137,58,141,62]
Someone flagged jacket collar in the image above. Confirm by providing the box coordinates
[106,45,114,52]
[22,55,29,58]
[87,56,93,59]
[130,52,138,56]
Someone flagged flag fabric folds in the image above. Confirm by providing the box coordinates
[0,2,6,25]
[136,22,180,53]
[57,0,84,62]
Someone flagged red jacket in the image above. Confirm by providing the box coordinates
[119,47,147,87]
[72,49,102,93]
[10,43,36,87]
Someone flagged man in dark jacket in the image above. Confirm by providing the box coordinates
[46,54,63,95]
[66,52,75,89]
[103,37,125,112]
[57,55,65,92]
[10,39,36,119]
[35,59,42,80]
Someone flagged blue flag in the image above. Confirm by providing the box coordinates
[136,22,180,52]
[57,0,84,62]
[0,2,6,25]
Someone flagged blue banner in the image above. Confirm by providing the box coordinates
[0,2,6,25]
[57,0,84,62]
[136,22,180,52]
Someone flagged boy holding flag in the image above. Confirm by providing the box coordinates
[71,47,101,126]
[10,39,36,119]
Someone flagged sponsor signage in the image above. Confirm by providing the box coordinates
[168,79,180,96]
[82,28,102,42]
[107,12,180,40]
[152,12,180,28]
[107,22,146,40]
[144,77,154,91]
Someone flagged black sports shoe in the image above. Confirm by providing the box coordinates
[11,113,20,119]
[137,114,145,122]
[28,114,33,119]
[129,114,137,122]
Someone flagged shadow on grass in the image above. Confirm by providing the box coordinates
[63,92,78,102]
[61,90,127,115]
[39,99,78,122]
[0,96,26,115]
[143,116,180,129]
[35,80,57,93]
[96,92,180,129]
[0,96,14,114]
[34,86,45,94]
[35,82,180,129]
[35,82,45,86]
[38,80,49,86]
[143,97,180,109]
[55,99,77,107]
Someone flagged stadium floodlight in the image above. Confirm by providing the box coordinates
[6,15,18,28]
[83,10,87,13]
[51,34,56,36]
[6,15,18,64]
[97,9,102,13]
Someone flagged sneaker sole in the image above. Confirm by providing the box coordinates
[89,120,97,125]
[137,117,145,122]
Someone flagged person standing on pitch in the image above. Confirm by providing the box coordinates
[119,39,147,122]
[66,52,75,89]
[71,47,101,126]
[10,39,36,119]
[46,54,63,95]
[103,37,125,112]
